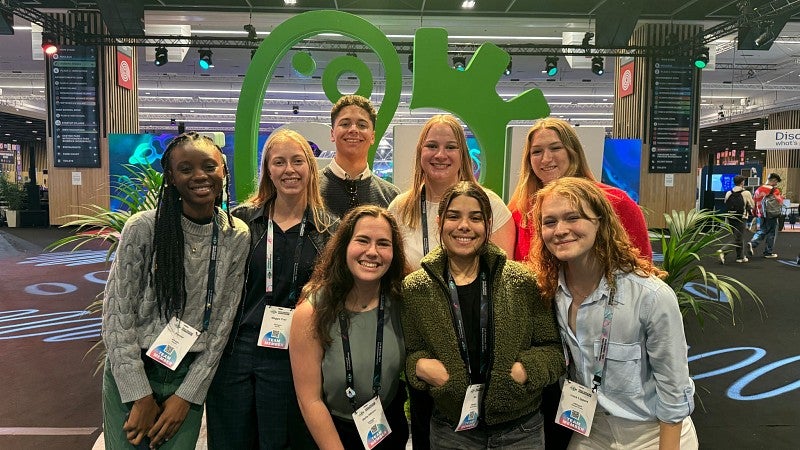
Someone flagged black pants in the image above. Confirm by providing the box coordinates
[541,381,573,450]
[409,385,433,450]
[332,385,409,449]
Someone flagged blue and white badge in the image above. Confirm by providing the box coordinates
[353,396,392,449]
[257,305,294,349]
[455,383,484,431]
[146,317,201,370]
[555,379,597,436]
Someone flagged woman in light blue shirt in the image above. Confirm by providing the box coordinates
[528,177,698,449]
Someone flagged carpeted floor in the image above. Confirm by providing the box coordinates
[1,225,798,449]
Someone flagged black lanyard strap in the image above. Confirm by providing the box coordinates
[266,206,310,305]
[446,269,489,384]
[201,211,220,332]
[421,185,430,255]
[339,292,386,411]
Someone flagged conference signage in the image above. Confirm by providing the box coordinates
[755,129,800,150]
[116,45,134,91]
[0,142,18,164]
[619,61,634,98]
[648,57,694,173]
[48,45,101,168]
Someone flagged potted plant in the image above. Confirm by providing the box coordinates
[0,175,28,227]
[655,208,764,326]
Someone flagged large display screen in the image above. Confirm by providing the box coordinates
[601,138,642,203]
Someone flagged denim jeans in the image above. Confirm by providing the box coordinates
[430,411,545,449]
[750,216,778,254]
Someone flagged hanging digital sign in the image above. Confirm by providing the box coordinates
[648,57,694,173]
[48,45,101,168]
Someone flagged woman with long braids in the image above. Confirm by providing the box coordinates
[207,129,336,449]
[290,205,409,449]
[102,131,250,449]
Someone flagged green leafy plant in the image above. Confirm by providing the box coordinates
[0,174,28,210]
[46,164,163,375]
[655,208,765,327]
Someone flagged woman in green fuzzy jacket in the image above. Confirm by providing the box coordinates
[401,181,565,449]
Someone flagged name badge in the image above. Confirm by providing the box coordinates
[555,379,597,436]
[455,383,484,431]
[352,396,392,449]
[146,317,201,371]
[258,305,294,349]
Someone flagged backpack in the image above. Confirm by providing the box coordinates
[725,190,746,216]
[763,187,783,219]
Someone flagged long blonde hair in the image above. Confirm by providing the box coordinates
[244,129,332,231]
[528,177,664,300]
[395,114,476,230]
[508,117,596,228]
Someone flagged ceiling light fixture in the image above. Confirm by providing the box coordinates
[154,46,168,66]
[198,49,214,70]
[754,25,774,47]
[591,56,604,75]
[545,56,559,76]
[504,58,512,76]
[284,0,297,5]
[461,1,476,9]
[693,47,709,69]
[452,56,467,71]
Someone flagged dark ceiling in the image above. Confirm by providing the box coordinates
[0,111,46,145]
[15,0,799,20]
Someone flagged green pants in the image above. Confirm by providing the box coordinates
[102,353,203,449]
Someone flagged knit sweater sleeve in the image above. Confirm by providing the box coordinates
[597,183,653,260]
[175,217,250,404]
[102,211,156,403]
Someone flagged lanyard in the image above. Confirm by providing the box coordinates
[420,186,430,255]
[591,287,616,392]
[266,207,309,303]
[201,212,220,332]
[446,268,489,384]
[339,292,386,411]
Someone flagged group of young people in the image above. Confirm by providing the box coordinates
[101,94,698,450]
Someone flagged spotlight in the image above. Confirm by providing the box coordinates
[346,52,358,58]
[244,24,257,40]
[718,105,725,119]
[591,56,604,76]
[504,59,512,76]
[292,105,299,115]
[754,26,774,47]
[41,32,58,56]
[452,56,466,71]
[170,117,176,126]
[581,32,594,47]
[198,49,214,70]
[693,47,709,69]
[545,56,559,76]
[407,53,413,72]
[154,46,168,66]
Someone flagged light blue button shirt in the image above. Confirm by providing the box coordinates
[556,270,695,423]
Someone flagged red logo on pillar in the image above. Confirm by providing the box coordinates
[117,50,133,90]
[619,61,634,98]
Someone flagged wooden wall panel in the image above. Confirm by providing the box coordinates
[613,23,703,228]
[45,12,139,225]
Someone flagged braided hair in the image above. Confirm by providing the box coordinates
[151,131,235,323]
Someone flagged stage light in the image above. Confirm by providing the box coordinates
[452,56,466,71]
[581,32,594,47]
[170,117,176,126]
[346,52,358,58]
[407,54,413,72]
[693,47,709,69]
[292,105,299,115]
[154,46,168,66]
[244,24,257,40]
[198,49,214,70]
[41,32,58,56]
[504,59,512,76]
[591,56,604,76]
[545,56,559,76]
[754,26,774,47]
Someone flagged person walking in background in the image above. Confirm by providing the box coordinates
[719,175,755,264]
[102,132,250,449]
[206,129,336,449]
[319,95,400,218]
[290,206,409,449]
[529,177,698,449]
[508,117,652,263]
[402,181,564,449]
[748,173,784,259]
